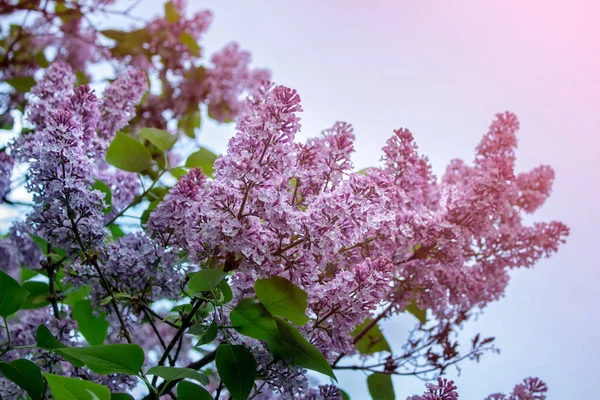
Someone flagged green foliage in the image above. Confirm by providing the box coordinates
[178,108,201,138]
[92,179,113,214]
[0,359,44,400]
[164,1,180,23]
[270,317,336,381]
[106,132,153,172]
[6,76,36,93]
[367,373,395,400]
[111,394,134,400]
[190,319,218,346]
[146,366,209,387]
[140,127,178,151]
[55,344,144,375]
[170,167,189,179]
[405,300,427,324]
[255,276,309,325]
[230,298,279,341]
[185,147,218,177]
[71,300,109,345]
[20,281,50,310]
[216,279,233,304]
[353,319,391,355]
[216,344,257,400]
[0,270,29,317]
[180,32,201,56]
[177,381,213,400]
[187,269,226,293]
[44,373,110,400]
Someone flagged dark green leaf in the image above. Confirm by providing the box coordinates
[72,300,109,345]
[191,319,218,346]
[405,301,426,324]
[0,270,29,317]
[92,179,112,214]
[270,317,336,381]
[353,319,391,355]
[367,373,395,400]
[230,298,279,341]
[140,127,178,151]
[341,389,351,400]
[45,373,110,400]
[255,276,309,325]
[187,269,226,293]
[6,76,36,93]
[0,359,44,400]
[177,381,213,400]
[141,199,160,227]
[20,281,50,309]
[216,279,233,304]
[111,394,134,400]
[55,344,144,375]
[216,344,257,400]
[21,267,38,282]
[146,366,209,386]
[106,132,153,172]
[108,224,126,238]
[35,325,84,367]
[185,148,218,177]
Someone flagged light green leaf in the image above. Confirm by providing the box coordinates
[230,298,279,341]
[367,373,395,400]
[0,359,44,400]
[140,127,178,151]
[20,281,50,310]
[55,344,144,375]
[92,179,112,214]
[270,317,336,381]
[146,366,209,387]
[179,32,200,56]
[0,270,29,317]
[353,319,391,355]
[6,76,36,93]
[255,276,309,325]
[170,167,188,180]
[187,269,226,293]
[72,300,109,345]
[216,344,257,400]
[185,147,218,177]
[45,373,110,400]
[106,132,153,172]
[177,381,213,400]
[164,1,180,23]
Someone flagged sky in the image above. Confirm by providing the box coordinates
[168,1,598,397]
[6,0,600,398]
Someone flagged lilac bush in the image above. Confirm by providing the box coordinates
[0,1,568,399]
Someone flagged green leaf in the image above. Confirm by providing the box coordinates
[216,279,233,304]
[92,179,112,214]
[64,285,91,306]
[191,319,218,346]
[367,373,395,400]
[341,389,351,400]
[106,132,153,172]
[179,31,200,56]
[0,270,29,317]
[140,127,178,151]
[72,300,109,345]
[178,108,201,138]
[255,276,309,325]
[55,344,144,375]
[111,394,134,400]
[108,224,125,238]
[216,344,257,400]
[101,29,124,41]
[0,359,44,400]
[353,319,391,355]
[405,300,426,324]
[187,269,226,293]
[185,147,218,177]
[45,373,110,400]
[20,281,50,309]
[140,199,160,227]
[164,0,180,23]
[6,76,36,93]
[21,267,38,282]
[170,167,188,180]
[230,298,279,341]
[35,325,85,367]
[270,317,336,381]
[146,366,209,387]
[177,381,213,400]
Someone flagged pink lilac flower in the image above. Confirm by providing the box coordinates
[408,377,459,400]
